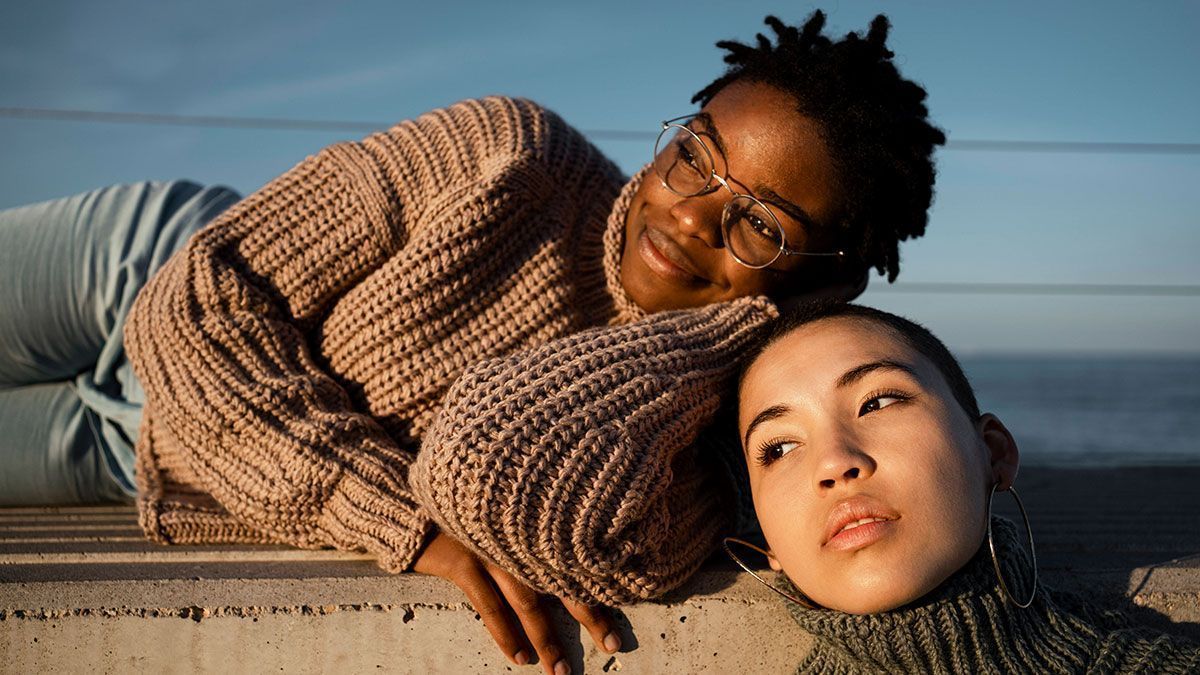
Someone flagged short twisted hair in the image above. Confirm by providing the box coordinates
[695,11,946,282]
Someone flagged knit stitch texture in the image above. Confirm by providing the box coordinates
[783,518,1200,674]
[124,96,777,599]
[413,296,777,604]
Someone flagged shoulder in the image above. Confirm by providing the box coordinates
[409,96,622,180]
[423,96,579,147]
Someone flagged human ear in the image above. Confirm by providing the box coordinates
[767,549,784,572]
[978,413,1020,490]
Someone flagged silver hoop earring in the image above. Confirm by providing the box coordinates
[722,537,822,610]
[987,484,1038,608]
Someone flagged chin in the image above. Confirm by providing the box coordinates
[830,588,916,615]
[800,570,934,615]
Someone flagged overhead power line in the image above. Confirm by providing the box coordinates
[870,282,1200,297]
[942,139,1200,155]
[3,107,1199,155]
[0,107,379,133]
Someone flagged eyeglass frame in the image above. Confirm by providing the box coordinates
[653,114,845,270]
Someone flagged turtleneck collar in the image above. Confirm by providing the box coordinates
[572,163,649,328]
[600,163,650,325]
[781,517,1115,673]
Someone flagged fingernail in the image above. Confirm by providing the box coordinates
[554,659,570,675]
[603,632,621,653]
[513,650,529,666]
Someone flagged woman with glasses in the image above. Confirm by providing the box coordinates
[0,11,943,673]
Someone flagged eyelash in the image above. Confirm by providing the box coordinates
[859,388,913,416]
[752,390,915,467]
[754,437,799,467]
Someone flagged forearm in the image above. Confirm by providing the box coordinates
[412,296,778,603]
[125,142,430,569]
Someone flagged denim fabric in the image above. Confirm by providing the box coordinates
[0,181,240,504]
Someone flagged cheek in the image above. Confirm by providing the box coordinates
[632,179,672,223]
[750,469,804,542]
[750,465,821,579]
[894,420,990,582]
[724,265,784,299]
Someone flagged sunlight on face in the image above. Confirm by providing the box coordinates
[738,317,993,614]
[620,80,844,313]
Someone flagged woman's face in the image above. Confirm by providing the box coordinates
[620,80,845,313]
[738,318,1000,614]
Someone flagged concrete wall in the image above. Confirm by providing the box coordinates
[3,466,1199,673]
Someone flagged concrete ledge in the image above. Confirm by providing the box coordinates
[3,466,1199,673]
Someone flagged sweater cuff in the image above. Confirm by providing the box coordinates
[317,471,434,572]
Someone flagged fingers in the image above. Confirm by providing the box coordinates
[488,564,570,675]
[417,534,534,667]
[413,532,611,673]
[450,563,534,667]
[561,596,620,655]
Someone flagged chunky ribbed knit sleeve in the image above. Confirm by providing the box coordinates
[124,97,541,572]
[411,296,779,605]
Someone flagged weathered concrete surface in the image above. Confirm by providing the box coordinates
[2,466,1199,673]
[0,571,811,673]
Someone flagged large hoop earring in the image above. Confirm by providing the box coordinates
[987,484,1038,608]
[722,537,822,610]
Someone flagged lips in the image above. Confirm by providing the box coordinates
[638,224,708,284]
[822,496,900,550]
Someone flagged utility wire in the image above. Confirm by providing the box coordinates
[3,107,1199,155]
[0,107,379,133]
[5,108,1199,298]
[869,282,1200,297]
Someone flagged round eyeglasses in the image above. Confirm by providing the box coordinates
[652,115,844,269]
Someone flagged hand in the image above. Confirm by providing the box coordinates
[413,531,621,674]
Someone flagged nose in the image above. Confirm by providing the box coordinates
[668,193,725,249]
[813,430,876,491]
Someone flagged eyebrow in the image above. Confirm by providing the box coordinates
[837,360,919,389]
[742,403,791,450]
[691,112,727,158]
[691,113,819,231]
[742,360,919,447]
[754,186,819,230]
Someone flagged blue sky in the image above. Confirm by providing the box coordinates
[2,0,1197,353]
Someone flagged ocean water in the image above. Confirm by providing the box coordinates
[960,355,1200,467]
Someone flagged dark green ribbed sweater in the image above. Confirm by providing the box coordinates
[783,519,1199,674]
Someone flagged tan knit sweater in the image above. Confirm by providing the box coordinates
[413,297,776,603]
[124,96,777,603]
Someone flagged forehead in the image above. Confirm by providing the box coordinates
[739,318,924,419]
[699,80,839,222]
[701,80,824,161]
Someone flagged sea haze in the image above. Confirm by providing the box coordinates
[961,355,1200,467]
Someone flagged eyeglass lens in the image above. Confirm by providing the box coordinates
[653,126,714,197]
[654,123,788,267]
[723,198,787,267]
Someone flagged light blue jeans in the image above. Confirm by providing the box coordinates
[0,181,240,505]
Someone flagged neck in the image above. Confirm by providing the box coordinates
[786,518,1106,673]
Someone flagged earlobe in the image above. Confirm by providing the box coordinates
[979,413,1021,490]
[767,550,784,572]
